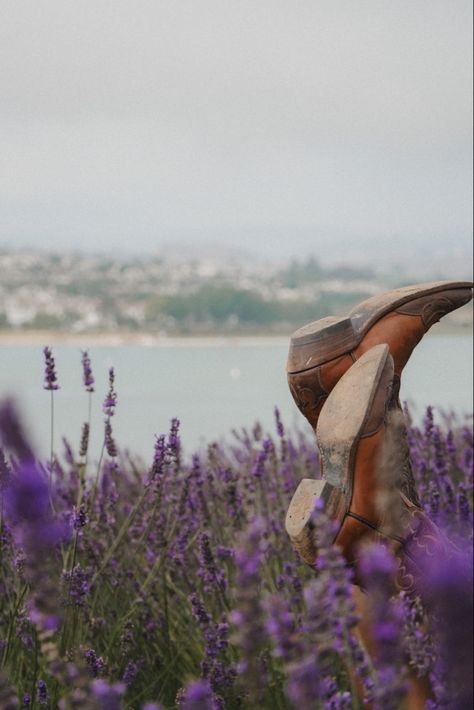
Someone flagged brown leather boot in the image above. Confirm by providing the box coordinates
[285,344,449,592]
[287,280,473,431]
[287,280,472,507]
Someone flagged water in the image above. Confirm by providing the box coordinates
[0,333,472,462]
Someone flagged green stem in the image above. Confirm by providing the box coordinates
[1,584,28,667]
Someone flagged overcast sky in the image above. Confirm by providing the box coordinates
[0,1,472,266]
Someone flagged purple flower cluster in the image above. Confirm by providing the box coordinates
[0,352,471,709]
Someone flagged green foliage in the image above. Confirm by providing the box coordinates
[147,285,280,325]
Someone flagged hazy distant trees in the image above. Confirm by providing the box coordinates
[144,282,368,331]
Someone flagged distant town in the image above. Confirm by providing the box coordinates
[0,248,472,336]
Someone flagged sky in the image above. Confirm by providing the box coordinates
[0,1,472,268]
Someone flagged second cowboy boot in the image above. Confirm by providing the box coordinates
[286,344,397,571]
[285,344,452,592]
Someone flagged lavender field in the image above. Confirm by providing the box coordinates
[0,349,472,710]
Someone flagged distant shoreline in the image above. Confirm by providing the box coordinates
[0,322,471,347]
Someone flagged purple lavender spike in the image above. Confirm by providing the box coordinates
[43,346,60,391]
[102,368,117,417]
[81,350,95,392]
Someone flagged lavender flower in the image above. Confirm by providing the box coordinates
[79,422,90,457]
[149,434,166,481]
[43,346,60,391]
[168,417,181,464]
[197,531,227,593]
[85,648,106,677]
[81,350,95,392]
[230,518,268,703]
[62,564,90,607]
[73,505,88,530]
[252,439,273,479]
[189,592,234,696]
[103,368,117,417]
[285,656,322,709]
[104,419,117,458]
[36,680,48,706]
[122,658,144,687]
[274,406,285,438]
[265,594,301,663]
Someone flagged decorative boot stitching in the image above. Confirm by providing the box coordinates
[289,382,327,416]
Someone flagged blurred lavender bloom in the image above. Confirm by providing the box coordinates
[81,350,95,392]
[177,679,218,709]
[286,656,321,708]
[73,505,88,530]
[122,658,144,687]
[0,399,35,462]
[197,531,227,593]
[104,419,118,458]
[230,518,268,702]
[426,548,473,709]
[15,609,33,649]
[0,671,19,709]
[4,460,70,552]
[264,594,301,663]
[359,545,408,709]
[274,406,285,439]
[167,417,181,464]
[61,437,74,466]
[149,434,166,482]
[0,447,12,492]
[252,439,273,479]
[62,564,91,607]
[43,346,60,391]
[189,593,234,694]
[79,422,90,458]
[91,679,126,710]
[400,592,435,678]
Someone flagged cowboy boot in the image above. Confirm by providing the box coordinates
[287,280,472,428]
[287,280,472,505]
[285,344,452,594]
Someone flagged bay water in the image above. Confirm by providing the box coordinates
[0,333,472,463]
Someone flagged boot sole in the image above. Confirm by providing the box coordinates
[285,344,391,556]
[288,280,473,372]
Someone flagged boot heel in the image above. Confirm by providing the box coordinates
[285,478,345,564]
[287,316,356,372]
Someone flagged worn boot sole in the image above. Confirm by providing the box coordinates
[285,344,391,562]
[287,280,472,372]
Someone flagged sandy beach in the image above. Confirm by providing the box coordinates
[0,330,292,347]
[0,321,471,347]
